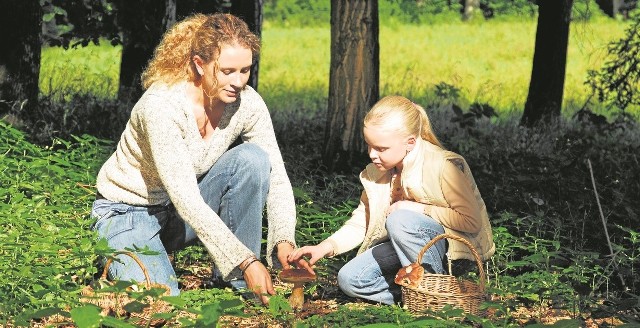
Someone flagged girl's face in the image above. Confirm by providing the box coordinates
[363,125,415,172]
[196,43,252,104]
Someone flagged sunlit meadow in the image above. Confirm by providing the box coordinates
[40,18,631,116]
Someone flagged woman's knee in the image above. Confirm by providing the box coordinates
[232,143,270,179]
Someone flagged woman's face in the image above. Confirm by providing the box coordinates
[199,43,252,104]
[363,125,414,172]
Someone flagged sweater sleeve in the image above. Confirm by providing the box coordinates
[427,159,482,234]
[137,96,253,279]
[238,91,297,265]
[325,191,368,255]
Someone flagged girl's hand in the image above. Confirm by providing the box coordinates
[276,242,313,273]
[287,242,334,275]
[387,200,427,216]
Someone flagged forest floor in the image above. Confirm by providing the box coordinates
[173,263,631,327]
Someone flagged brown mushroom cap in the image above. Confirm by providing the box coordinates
[394,263,424,288]
[279,268,317,283]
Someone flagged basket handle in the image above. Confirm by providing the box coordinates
[101,251,152,287]
[414,233,486,292]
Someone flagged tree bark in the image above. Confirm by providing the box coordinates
[114,0,168,100]
[0,0,42,122]
[324,0,379,171]
[520,0,574,127]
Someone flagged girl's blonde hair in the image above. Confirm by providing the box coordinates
[141,13,260,89]
[364,95,443,148]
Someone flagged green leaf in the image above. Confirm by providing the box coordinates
[101,315,137,328]
[43,12,56,22]
[26,306,65,320]
[70,305,102,328]
[123,300,147,313]
[163,295,187,307]
[359,324,400,328]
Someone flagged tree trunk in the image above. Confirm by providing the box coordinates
[0,0,42,122]
[520,0,574,127]
[114,0,169,100]
[324,0,379,172]
[224,0,263,90]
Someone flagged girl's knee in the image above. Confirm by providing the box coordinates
[337,266,359,297]
[385,210,413,236]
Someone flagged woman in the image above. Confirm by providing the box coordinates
[288,95,494,305]
[91,13,308,305]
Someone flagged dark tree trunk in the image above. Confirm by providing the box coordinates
[520,0,573,127]
[0,0,42,122]
[324,0,379,172]
[114,0,168,101]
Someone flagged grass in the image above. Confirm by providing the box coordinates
[40,41,119,100]
[40,18,632,116]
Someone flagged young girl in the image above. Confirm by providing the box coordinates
[288,95,494,304]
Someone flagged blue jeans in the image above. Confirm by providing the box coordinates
[90,143,270,295]
[337,209,446,305]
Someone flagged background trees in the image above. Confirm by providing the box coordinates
[1,0,638,148]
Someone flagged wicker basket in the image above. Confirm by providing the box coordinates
[81,251,171,325]
[400,234,486,315]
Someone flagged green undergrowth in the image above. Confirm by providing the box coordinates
[5,100,640,326]
[0,122,110,322]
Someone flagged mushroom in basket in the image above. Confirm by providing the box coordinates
[394,263,424,288]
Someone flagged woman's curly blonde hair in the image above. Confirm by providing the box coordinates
[141,13,260,90]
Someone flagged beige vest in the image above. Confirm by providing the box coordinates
[356,139,495,262]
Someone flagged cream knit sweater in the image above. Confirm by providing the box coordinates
[96,82,297,280]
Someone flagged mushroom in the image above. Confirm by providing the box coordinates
[278,268,316,309]
[394,263,424,288]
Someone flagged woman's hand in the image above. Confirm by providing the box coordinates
[387,200,427,216]
[277,242,313,273]
[242,261,275,305]
[287,242,333,274]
